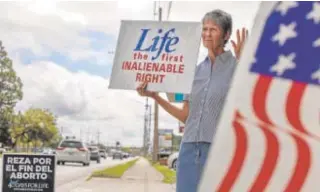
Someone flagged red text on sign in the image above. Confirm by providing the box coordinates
[122,61,184,74]
[136,73,166,83]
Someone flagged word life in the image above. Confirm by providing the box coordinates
[134,28,179,61]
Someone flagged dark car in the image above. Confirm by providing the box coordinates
[113,151,123,160]
[99,149,107,159]
[88,146,101,163]
[122,153,130,158]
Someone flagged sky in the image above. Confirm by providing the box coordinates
[0,1,260,147]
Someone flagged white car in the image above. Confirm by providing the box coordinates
[56,139,90,166]
[167,152,179,170]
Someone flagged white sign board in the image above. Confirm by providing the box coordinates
[159,129,173,148]
[199,2,320,192]
[108,20,201,93]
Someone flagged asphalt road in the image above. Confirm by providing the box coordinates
[0,156,135,191]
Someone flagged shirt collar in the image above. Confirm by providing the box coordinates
[204,50,233,65]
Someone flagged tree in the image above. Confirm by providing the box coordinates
[0,108,14,145]
[121,147,131,153]
[10,108,60,150]
[172,134,182,151]
[0,41,23,145]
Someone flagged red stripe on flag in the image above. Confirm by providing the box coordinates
[252,75,274,125]
[286,83,308,135]
[217,110,248,192]
[284,133,311,192]
[248,124,279,191]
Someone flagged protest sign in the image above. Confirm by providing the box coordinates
[2,154,56,192]
[199,1,320,192]
[108,20,201,93]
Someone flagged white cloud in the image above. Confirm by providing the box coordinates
[1,1,261,146]
[12,56,178,146]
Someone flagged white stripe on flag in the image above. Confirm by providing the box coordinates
[230,119,267,191]
[300,84,320,137]
[300,138,320,191]
[266,79,293,130]
[264,127,297,192]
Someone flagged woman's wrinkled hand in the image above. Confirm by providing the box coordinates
[231,28,249,61]
[136,81,158,98]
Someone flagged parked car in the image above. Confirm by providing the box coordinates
[56,139,90,166]
[113,151,123,160]
[88,146,101,163]
[167,152,179,170]
[99,149,107,159]
[122,152,129,159]
[40,148,55,155]
[158,149,172,159]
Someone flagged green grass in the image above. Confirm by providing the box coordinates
[87,158,139,181]
[152,162,176,184]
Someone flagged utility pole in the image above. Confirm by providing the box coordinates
[80,127,82,141]
[60,126,64,138]
[143,97,148,156]
[148,104,152,153]
[97,128,102,145]
[152,6,162,162]
[86,126,90,144]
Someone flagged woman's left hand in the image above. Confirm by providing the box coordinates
[231,28,248,61]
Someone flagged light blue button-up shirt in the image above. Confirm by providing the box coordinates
[183,51,237,143]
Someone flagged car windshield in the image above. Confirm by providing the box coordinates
[60,141,83,148]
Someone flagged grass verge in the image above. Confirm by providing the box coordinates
[152,162,176,184]
[87,158,139,181]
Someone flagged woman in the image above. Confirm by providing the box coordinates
[137,9,248,192]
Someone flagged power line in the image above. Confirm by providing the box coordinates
[167,1,172,20]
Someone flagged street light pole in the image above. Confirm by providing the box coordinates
[152,6,162,162]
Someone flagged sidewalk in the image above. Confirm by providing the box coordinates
[70,158,176,192]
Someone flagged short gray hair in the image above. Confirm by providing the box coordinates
[202,9,233,45]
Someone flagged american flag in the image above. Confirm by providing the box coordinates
[199,2,320,192]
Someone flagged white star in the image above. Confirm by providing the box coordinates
[272,22,297,46]
[313,38,320,47]
[270,53,296,76]
[276,1,299,16]
[311,67,320,83]
[306,2,320,24]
